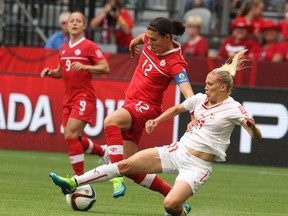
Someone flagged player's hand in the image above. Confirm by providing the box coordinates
[40,68,51,77]
[129,40,140,58]
[71,62,84,71]
[245,117,256,129]
[145,120,158,134]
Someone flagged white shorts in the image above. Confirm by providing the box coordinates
[156,142,212,194]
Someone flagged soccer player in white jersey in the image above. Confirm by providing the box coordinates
[49,50,262,216]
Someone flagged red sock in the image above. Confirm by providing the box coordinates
[126,174,171,197]
[66,138,84,176]
[104,125,123,163]
[81,137,104,156]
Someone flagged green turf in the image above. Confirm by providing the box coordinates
[0,149,287,216]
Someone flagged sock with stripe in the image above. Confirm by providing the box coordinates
[126,173,171,197]
[76,163,120,185]
[104,125,123,163]
[80,137,105,156]
[66,138,84,176]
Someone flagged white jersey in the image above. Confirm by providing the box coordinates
[180,93,249,162]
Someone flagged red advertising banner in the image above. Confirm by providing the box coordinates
[0,75,176,152]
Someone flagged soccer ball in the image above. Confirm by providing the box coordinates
[66,184,96,211]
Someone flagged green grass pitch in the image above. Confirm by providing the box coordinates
[0,149,287,216]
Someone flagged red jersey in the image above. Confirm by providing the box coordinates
[100,9,133,48]
[125,33,188,107]
[59,38,104,106]
[115,9,134,48]
[249,42,282,61]
[217,36,256,58]
[182,37,209,57]
[279,20,288,40]
[251,17,265,35]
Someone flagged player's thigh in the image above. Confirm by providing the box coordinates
[104,108,132,129]
[64,117,87,138]
[118,148,162,175]
[123,140,138,159]
[164,180,193,208]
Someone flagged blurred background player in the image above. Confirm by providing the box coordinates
[49,50,262,216]
[217,16,256,59]
[41,11,110,176]
[182,15,209,58]
[45,11,71,50]
[101,17,195,198]
[89,0,133,53]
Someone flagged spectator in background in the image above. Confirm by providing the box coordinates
[45,11,71,50]
[249,19,282,62]
[279,2,288,41]
[182,15,209,58]
[217,17,256,59]
[184,0,214,12]
[237,0,265,39]
[90,0,133,53]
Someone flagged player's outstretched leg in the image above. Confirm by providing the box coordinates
[165,204,191,216]
[49,172,78,195]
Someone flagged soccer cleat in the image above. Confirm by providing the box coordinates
[109,176,126,198]
[165,203,191,216]
[49,172,78,195]
[99,145,110,164]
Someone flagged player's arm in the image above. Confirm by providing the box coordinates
[72,59,110,75]
[241,117,262,141]
[40,65,62,79]
[129,33,145,57]
[176,73,196,130]
[146,103,188,134]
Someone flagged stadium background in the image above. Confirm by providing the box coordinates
[0,0,287,166]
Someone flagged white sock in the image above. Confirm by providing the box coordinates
[75,163,120,185]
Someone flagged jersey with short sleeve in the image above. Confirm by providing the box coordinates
[125,33,188,107]
[59,38,104,106]
[181,93,249,161]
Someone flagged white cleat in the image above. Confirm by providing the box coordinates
[99,145,110,164]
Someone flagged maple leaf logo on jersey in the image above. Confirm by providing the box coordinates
[75,49,81,56]
[160,59,166,67]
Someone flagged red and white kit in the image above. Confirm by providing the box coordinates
[59,37,105,126]
[122,33,189,144]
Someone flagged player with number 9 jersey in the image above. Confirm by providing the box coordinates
[41,12,110,177]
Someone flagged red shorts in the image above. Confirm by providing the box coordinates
[121,100,161,145]
[62,99,96,127]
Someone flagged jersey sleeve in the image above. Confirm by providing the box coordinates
[230,102,249,125]
[183,93,203,112]
[87,41,105,63]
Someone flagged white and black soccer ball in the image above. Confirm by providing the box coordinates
[66,184,96,211]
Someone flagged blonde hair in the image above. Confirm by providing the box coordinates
[58,11,71,24]
[211,49,248,94]
[185,15,202,27]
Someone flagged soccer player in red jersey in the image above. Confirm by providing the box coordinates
[40,12,110,176]
[103,17,195,198]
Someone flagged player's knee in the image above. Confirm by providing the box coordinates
[163,197,182,215]
[104,115,117,127]
[117,159,132,175]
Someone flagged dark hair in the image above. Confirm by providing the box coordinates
[237,0,264,17]
[147,17,185,37]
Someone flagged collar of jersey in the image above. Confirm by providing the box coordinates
[69,37,85,48]
[157,40,181,56]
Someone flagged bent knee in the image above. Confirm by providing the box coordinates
[117,159,131,175]
[164,197,182,214]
